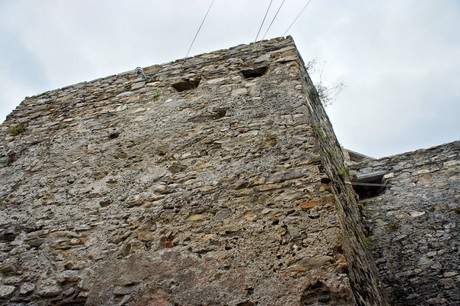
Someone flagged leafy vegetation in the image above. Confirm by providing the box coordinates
[362,235,372,249]
[313,124,326,143]
[0,160,10,167]
[387,222,400,232]
[8,123,27,136]
[337,167,351,181]
[151,89,161,99]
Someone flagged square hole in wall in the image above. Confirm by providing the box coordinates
[172,78,201,92]
[241,66,268,79]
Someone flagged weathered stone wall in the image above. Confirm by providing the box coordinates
[297,56,387,305]
[0,37,385,305]
[354,141,460,305]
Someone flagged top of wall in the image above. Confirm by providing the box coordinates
[351,140,460,174]
[1,36,297,126]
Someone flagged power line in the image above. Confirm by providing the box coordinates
[186,0,216,58]
[255,0,274,42]
[283,0,312,36]
[262,0,286,40]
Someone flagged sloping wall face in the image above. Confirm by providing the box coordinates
[354,141,460,305]
[298,57,386,305]
[0,37,384,305]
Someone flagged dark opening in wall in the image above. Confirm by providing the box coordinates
[351,170,387,199]
[211,108,227,119]
[241,66,268,79]
[108,131,120,140]
[172,78,201,92]
[188,108,228,123]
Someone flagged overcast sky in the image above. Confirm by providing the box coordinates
[0,0,459,158]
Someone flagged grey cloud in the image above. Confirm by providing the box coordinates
[0,0,458,158]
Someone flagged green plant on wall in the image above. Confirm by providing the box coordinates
[313,124,326,143]
[151,89,161,99]
[0,160,10,167]
[337,167,351,181]
[387,222,400,232]
[8,123,27,136]
[363,235,372,249]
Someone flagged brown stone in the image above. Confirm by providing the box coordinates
[255,184,281,192]
[299,196,335,210]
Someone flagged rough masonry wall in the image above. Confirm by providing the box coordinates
[297,57,387,305]
[0,37,384,305]
[354,141,460,305]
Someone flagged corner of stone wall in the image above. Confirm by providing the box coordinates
[296,52,388,305]
[0,37,389,305]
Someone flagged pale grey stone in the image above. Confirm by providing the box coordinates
[0,285,15,298]
[20,283,35,295]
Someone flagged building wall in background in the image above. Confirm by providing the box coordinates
[354,141,460,305]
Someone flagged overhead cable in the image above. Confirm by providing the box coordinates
[255,0,274,42]
[283,0,312,36]
[262,0,286,40]
[186,0,215,58]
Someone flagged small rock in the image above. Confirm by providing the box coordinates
[443,271,458,277]
[63,287,75,296]
[58,270,81,283]
[336,255,348,273]
[276,56,297,63]
[69,238,81,245]
[153,184,167,193]
[244,213,257,221]
[409,211,425,218]
[443,160,460,168]
[287,256,334,272]
[37,283,62,297]
[132,107,146,113]
[215,209,232,220]
[416,169,430,175]
[187,214,207,221]
[131,82,145,90]
[255,184,281,192]
[418,256,432,266]
[20,283,35,295]
[0,285,15,298]
[116,91,133,98]
[427,297,447,304]
[383,172,395,179]
[440,277,454,289]
[232,88,248,96]
[254,54,270,63]
[206,77,228,85]
[299,196,334,210]
[113,285,134,296]
[138,231,155,241]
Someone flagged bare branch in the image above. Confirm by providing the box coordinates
[306,60,344,107]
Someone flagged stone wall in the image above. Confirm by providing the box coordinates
[0,37,385,305]
[354,141,460,305]
[295,54,387,305]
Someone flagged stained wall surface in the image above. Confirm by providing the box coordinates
[0,37,385,305]
[355,141,460,305]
